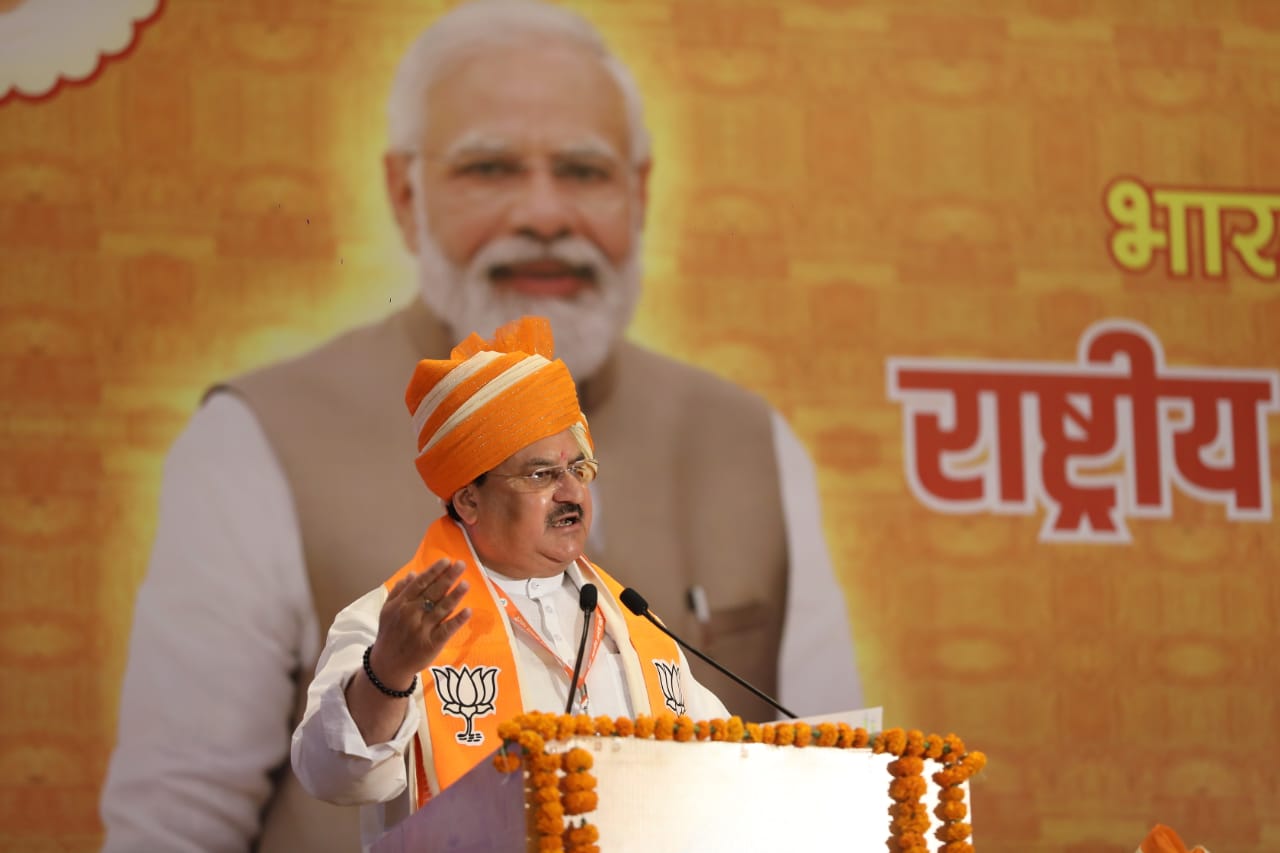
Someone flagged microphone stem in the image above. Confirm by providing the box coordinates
[642,613,797,719]
[565,609,592,715]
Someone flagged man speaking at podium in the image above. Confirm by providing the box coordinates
[101,1,859,851]
[291,317,728,847]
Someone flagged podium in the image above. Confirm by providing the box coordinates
[371,731,968,852]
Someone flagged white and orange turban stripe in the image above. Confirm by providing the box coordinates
[404,316,594,501]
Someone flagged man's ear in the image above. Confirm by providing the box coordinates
[451,484,480,525]
[384,151,419,254]
[635,158,652,230]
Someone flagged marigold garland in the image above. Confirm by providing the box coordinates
[492,712,986,852]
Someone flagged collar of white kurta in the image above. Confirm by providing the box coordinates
[384,517,686,807]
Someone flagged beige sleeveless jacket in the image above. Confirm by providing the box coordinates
[221,299,786,853]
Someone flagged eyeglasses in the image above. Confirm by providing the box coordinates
[489,459,599,493]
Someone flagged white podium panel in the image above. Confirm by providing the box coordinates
[373,736,969,852]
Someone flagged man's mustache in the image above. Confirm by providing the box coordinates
[548,504,583,524]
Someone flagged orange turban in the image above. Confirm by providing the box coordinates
[404,316,593,500]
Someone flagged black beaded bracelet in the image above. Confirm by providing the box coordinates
[362,644,417,699]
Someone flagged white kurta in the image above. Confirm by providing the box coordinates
[100,392,862,852]
[290,551,728,850]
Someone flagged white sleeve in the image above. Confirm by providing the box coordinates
[100,392,318,853]
[290,586,422,806]
[771,411,864,716]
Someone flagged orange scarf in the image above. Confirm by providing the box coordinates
[383,517,683,805]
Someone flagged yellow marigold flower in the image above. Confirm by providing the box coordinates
[726,716,745,743]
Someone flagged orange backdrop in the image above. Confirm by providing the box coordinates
[2,1,1278,852]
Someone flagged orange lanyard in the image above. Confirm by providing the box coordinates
[498,580,606,713]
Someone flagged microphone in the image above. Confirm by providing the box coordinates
[565,583,598,714]
[619,587,797,719]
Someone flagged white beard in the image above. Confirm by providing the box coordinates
[412,208,642,383]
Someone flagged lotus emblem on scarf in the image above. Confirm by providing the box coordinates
[653,660,686,715]
[430,665,499,744]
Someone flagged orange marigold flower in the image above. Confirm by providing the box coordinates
[852,727,870,748]
[936,822,973,842]
[498,721,522,741]
[962,751,987,774]
[775,725,796,747]
[674,716,695,742]
[794,723,813,748]
[871,732,885,752]
[889,776,927,801]
[923,736,944,760]
[530,753,561,774]
[556,715,576,740]
[745,722,762,743]
[634,715,655,739]
[761,725,777,745]
[535,804,565,834]
[938,786,966,802]
[574,715,594,736]
[934,801,968,822]
[940,843,974,853]
[563,791,598,815]
[534,714,558,740]
[942,734,966,759]
[531,772,559,790]
[653,713,675,741]
[816,723,838,747]
[533,786,559,805]
[884,728,907,756]
[905,730,925,757]
[614,717,634,737]
[888,756,924,777]
[562,747,593,773]
[933,768,965,787]
[707,718,726,741]
[493,752,522,773]
[537,834,563,852]
[518,730,546,753]
[592,716,614,736]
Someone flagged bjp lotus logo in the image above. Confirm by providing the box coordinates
[430,665,499,744]
[653,660,686,715]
